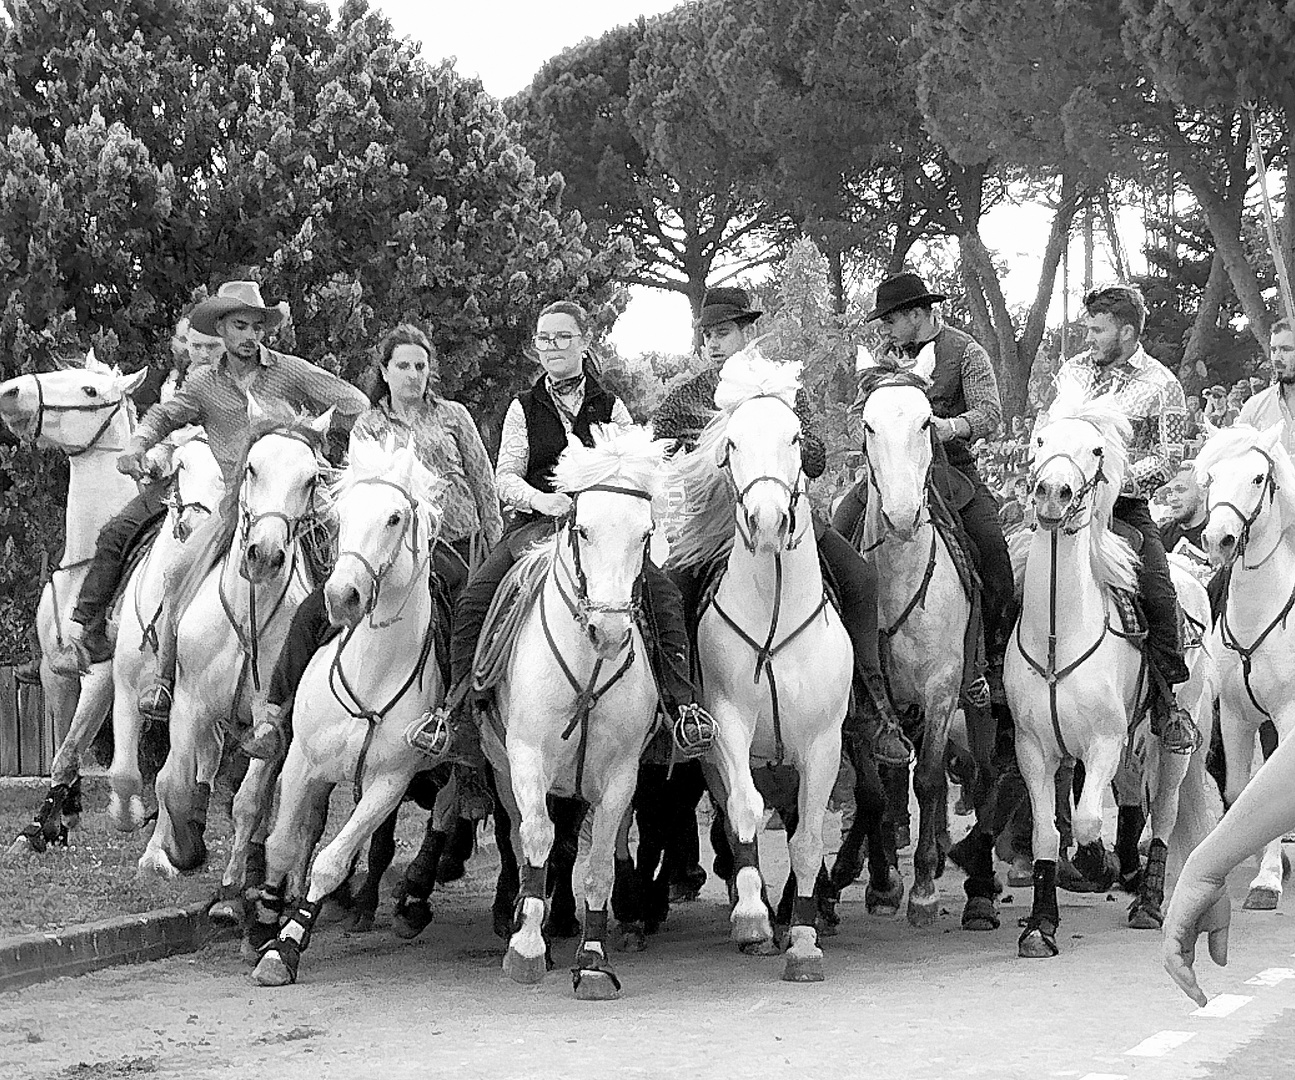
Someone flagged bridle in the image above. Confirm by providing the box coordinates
[30,375,131,457]
[1029,421,1109,535]
[717,394,806,553]
[332,478,429,629]
[553,484,654,637]
[859,423,933,553]
[1207,447,1278,568]
[167,437,215,542]
[236,430,321,557]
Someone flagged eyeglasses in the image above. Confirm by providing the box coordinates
[533,332,580,350]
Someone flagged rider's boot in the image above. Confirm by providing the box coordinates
[406,696,495,822]
[1145,630,1198,756]
[137,624,177,723]
[857,666,914,768]
[241,698,292,760]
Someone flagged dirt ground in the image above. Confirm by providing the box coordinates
[4,803,1295,1080]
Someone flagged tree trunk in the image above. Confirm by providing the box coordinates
[825,244,845,316]
[1183,250,1227,369]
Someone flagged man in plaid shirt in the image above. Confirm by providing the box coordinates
[1037,283,1197,753]
[119,280,368,720]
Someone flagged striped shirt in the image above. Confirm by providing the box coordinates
[1236,385,1295,459]
[134,345,368,486]
[351,398,503,546]
[1042,345,1187,499]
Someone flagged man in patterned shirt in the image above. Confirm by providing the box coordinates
[119,280,369,720]
[1236,319,1295,457]
[1038,283,1197,753]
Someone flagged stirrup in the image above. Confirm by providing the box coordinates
[963,675,991,710]
[871,723,915,768]
[672,704,716,759]
[138,680,173,721]
[1156,706,1203,756]
[241,708,289,760]
[48,640,90,679]
[405,707,452,762]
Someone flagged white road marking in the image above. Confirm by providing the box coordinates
[1124,1030,1196,1057]
[1244,967,1295,986]
[1078,1074,1128,1080]
[1193,993,1253,1018]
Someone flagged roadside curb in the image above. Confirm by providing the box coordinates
[0,900,232,993]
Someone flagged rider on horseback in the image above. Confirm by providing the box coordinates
[404,300,716,809]
[656,287,914,769]
[117,280,369,721]
[241,323,504,765]
[1040,283,1198,754]
[47,317,225,678]
[833,273,1014,725]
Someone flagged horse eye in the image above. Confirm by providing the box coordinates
[246,463,257,479]
[1093,446,1103,457]
[1254,474,1265,486]
[83,386,98,397]
[575,525,590,541]
[790,431,801,445]
[862,422,874,435]
[387,512,401,527]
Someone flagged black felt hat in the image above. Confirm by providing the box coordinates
[696,286,762,330]
[867,272,948,321]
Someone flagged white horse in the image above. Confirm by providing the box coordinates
[139,404,331,882]
[852,360,997,930]
[0,352,146,851]
[1007,401,1217,958]
[1198,422,1295,910]
[669,348,853,983]
[106,429,224,831]
[490,425,667,1000]
[251,436,446,986]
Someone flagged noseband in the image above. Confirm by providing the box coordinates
[1208,448,1278,565]
[718,394,805,553]
[238,430,321,549]
[333,477,427,627]
[1030,450,1107,534]
[31,375,130,457]
[555,483,653,635]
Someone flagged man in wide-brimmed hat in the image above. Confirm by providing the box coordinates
[117,278,369,721]
[838,272,1014,710]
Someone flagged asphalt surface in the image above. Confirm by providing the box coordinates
[3,806,1295,1080]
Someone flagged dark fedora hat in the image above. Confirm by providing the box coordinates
[696,286,762,330]
[190,280,285,337]
[867,272,948,322]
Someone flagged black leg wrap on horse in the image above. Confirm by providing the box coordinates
[791,894,819,929]
[283,899,322,954]
[730,839,759,875]
[519,863,547,901]
[1031,859,1059,927]
[582,904,609,943]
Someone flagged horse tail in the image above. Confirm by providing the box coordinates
[1166,742,1223,885]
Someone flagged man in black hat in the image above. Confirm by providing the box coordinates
[835,272,1015,709]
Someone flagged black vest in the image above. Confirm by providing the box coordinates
[927,325,977,469]
[517,372,616,496]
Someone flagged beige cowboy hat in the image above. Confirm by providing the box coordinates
[189,281,285,336]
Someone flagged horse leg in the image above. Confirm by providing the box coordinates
[909,707,954,927]
[394,778,456,940]
[350,805,398,933]
[710,709,769,947]
[107,672,151,833]
[611,804,649,952]
[1070,739,1122,892]
[502,743,555,984]
[784,730,839,982]
[630,760,671,933]
[573,766,637,1000]
[253,771,412,987]
[547,796,585,940]
[491,768,521,941]
[1128,741,1187,929]
[843,739,903,916]
[207,757,278,926]
[1016,735,1062,958]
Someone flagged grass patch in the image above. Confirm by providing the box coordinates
[0,776,230,939]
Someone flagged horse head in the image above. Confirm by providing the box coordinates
[858,378,933,542]
[0,349,146,454]
[713,346,805,556]
[239,397,332,583]
[1030,399,1129,535]
[168,431,223,543]
[326,436,442,628]
[552,424,667,659]
[1197,422,1295,569]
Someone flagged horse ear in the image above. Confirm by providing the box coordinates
[1201,412,1220,437]
[118,367,149,396]
[1259,421,1284,452]
[912,342,936,384]
[308,406,335,436]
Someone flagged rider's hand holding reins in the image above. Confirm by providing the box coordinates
[117,441,151,480]
[532,492,572,518]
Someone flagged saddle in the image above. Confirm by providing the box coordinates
[108,514,166,620]
[471,547,554,697]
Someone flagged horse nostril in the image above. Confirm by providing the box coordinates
[1,386,16,399]
[270,550,286,571]
[1059,484,1073,501]
[246,542,260,563]
[344,586,361,609]
[1220,534,1235,549]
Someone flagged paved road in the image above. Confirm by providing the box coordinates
[4,814,1295,1080]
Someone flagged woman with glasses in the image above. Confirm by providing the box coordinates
[406,300,713,815]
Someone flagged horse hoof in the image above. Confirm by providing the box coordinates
[783,953,825,983]
[737,937,780,956]
[573,968,621,1000]
[1006,859,1033,888]
[1243,887,1280,911]
[251,950,294,987]
[730,912,773,946]
[961,896,1000,931]
[503,947,546,985]
[865,871,905,917]
[1017,928,1059,958]
[907,895,939,928]
[392,901,432,940]
[208,899,244,928]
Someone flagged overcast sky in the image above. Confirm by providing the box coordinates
[338,0,1133,358]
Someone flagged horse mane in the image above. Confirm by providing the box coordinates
[1041,396,1139,593]
[1196,423,1295,535]
[334,432,445,517]
[854,367,931,406]
[666,342,803,571]
[550,424,669,514]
